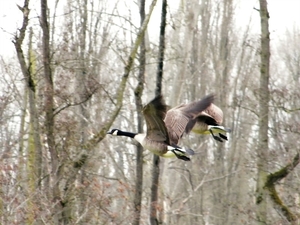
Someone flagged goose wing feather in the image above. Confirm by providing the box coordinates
[142,95,170,143]
[197,104,223,125]
[164,94,214,145]
[164,105,191,145]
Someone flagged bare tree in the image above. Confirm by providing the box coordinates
[58,0,158,223]
[256,0,270,224]
[2,0,300,224]
[133,0,146,224]
[150,1,167,224]
[13,0,45,223]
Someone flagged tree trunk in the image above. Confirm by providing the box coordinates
[76,0,91,222]
[40,0,62,223]
[216,1,232,224]
[27,28,44,225]
[150,1,167,224]
[13,1,43,223]
[256,0,270,224]
[133,0,146,224]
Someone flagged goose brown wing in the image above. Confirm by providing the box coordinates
[164,105,190,145]
[197,104,223,125]
[142,95,170,143]
[206,104,223,124]
[164,94,214,145]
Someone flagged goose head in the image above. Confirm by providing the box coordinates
[107,129,121,136]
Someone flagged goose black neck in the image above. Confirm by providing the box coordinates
[118,130,137,138]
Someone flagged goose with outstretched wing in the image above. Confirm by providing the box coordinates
[107,94,215,161]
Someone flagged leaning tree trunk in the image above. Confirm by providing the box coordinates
[149,0,167,224]
[256,0,270,224]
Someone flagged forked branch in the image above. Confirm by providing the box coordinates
[265,153,300,222]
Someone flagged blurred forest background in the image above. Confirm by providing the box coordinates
[0,0,299,224]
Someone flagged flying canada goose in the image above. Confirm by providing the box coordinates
[107,94,214,161]
[190,103,231,142]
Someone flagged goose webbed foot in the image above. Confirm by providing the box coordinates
[209,129,223,142]
[172,150,191,161]
[213,135,223,142]
[176,154,191,161]
[219,133,228,141]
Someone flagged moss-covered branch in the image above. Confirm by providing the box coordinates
[265,153,300,222]
[266,153,299,184]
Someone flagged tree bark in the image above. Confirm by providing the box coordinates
[217,1,232,224]
[13,1,43,223]
[256,0,270,224]
[133,0,146,224]
[27,28,45,225]
[40,0,63,223]
[155,0,166,97]
[150,1,167,224]
[76,0,91,222]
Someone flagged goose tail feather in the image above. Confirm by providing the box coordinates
[184,147,195,155]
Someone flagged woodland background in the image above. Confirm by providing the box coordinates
[0,0,300,224]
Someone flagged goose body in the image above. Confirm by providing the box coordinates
[107,94,215,161]
[109,130,179,158]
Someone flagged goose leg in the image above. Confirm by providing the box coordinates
[209,129,223,142]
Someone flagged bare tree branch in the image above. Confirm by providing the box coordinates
[13,0,32,92]
[53,86,99,116]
